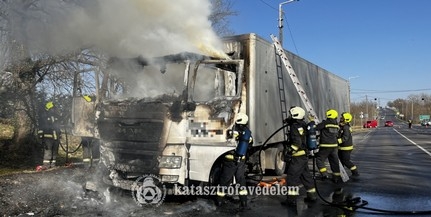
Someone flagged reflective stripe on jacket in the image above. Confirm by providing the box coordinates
[317,119,339,147]
[338,123,353,151]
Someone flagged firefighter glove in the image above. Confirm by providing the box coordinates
[233,130,239,139]
[308,116,315,122]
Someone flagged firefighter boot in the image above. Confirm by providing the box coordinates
[320,171,330,181]
[304,191,317,203]
[351,169,359,177]
[332,175,342,184]
[215,196,224,207]
[239,198,250,211]
[281,195,297,207]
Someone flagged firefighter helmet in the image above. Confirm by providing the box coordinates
[289,106,305,120]
[45,101,54,111]
[326,109,338,119]
[341,112,352,123]
[235,113,249,125]
[83,95,92,102]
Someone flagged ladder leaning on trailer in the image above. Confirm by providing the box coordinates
[270,34,349,182]
[271,34,319,122]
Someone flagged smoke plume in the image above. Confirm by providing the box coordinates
[13,0,227,58]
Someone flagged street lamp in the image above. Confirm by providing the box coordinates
[278,0,297,46]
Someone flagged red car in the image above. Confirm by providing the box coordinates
[385,120,394,127]
[363,120,378,128]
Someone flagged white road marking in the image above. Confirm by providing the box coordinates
[393,128,431,157]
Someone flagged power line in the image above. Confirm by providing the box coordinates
[283,12,300,54]
[257,0,276,10]
[352,88,431,94]
[257,0,300,54]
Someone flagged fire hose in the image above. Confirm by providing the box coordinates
[59,127,82,163]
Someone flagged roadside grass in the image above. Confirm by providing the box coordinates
[0,123,14,140]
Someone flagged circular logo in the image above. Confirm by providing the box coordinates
[131,174,166,207]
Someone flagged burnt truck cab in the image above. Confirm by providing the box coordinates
[73,52,248,190]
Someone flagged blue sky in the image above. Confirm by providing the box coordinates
[229,0,431,106]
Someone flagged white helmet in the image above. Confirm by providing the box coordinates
[235,113,249,125]
[289,106,305,120]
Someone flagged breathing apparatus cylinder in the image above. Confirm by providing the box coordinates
[307,121,318,150]
[236,128,252,156]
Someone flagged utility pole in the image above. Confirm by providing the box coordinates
[348,76,359,111]
[411,100,414,121]
[278,0,297,47]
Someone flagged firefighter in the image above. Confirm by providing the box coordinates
[315,109,341,183]
[281,106,317,207]
[216,113,253,211]
[37,101,61,169]
[81,137,100,167]
[80,95,100,167]
[338,112,359,178]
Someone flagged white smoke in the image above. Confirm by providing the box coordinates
[19,0,226,58]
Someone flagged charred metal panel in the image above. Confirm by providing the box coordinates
[98,101,168,175]
[101,141,160,174]
[98,119,163,142]
[101,100,167,119]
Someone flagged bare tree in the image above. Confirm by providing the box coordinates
[210,0,238,36]
[0,0,101,151]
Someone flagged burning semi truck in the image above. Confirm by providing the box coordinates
[71,33,349,190]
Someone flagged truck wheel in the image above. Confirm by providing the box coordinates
[209,161,223,186]
[274,143,286,176]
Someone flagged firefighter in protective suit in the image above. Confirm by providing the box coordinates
[338,112,359,178]
[216,113,253,211]
[282,106,317,207]
[315,109,341,183]
[80,95,100,167]
[37,101,61,169]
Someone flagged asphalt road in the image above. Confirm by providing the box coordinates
[337,109,431,217]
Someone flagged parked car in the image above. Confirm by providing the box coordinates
[363,120,378,128]
[385,120,394,127]
[421,120,431,126]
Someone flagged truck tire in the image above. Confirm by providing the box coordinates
[274,143,286,176]
[209,161,223,186]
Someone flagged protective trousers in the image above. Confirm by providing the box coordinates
[217,159,247,205]
[285,155,314,191]
[315,147,340,177]
[81,138,100,165]
[338,150,358,175]
[285,155,316,204]
[42,138,60,167]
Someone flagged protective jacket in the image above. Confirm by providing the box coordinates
[316,118,339,148]
[287,119,308,157]
[338,123,353,150]
[37,109,61,140]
